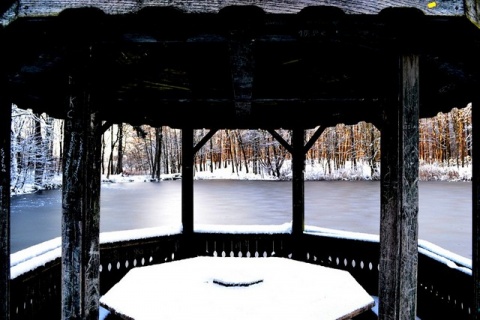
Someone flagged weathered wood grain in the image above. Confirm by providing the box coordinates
[379,54,420,319]
[466,0,480,28]
[229,40,254,121]
[180,128,196,259]
[473,98,480,320]
[292,129,305,237]
[0,76,11,320]
[0,0,467,25]
[181,128,194,236]
[61,43,102,320]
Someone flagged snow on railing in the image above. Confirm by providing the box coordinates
[10,224,472,279]
[100,225,183,244]
[304,225,380,242]
[10,225,183,279]
[10,237,61,279]
[194,222,292,234]
[418,239,472,275]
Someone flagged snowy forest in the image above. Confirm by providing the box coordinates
[10,103,472,192]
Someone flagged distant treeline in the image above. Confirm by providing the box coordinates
[10,103,472,190]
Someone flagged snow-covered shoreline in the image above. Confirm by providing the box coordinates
[9,161,472,196]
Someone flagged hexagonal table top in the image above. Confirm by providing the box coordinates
[100,256,375,320]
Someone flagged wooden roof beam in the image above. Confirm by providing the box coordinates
[466,0,480,29]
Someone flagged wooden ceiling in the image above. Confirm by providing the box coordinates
[1,5,480,129]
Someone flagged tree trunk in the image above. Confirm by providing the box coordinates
[43,115,56,182]
[58,120,64,174]
[115,123,124,174]
[350,125,357,170]
[209,136,214,173]
[448,112,458,168]
[163,127,170,174]
[101,127,106,175]
[33,115,44,187]
[154,127,162,180]
[236,131,249,174]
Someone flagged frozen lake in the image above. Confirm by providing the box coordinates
[11,180,471,258]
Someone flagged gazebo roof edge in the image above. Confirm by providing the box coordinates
[1,0,475,27]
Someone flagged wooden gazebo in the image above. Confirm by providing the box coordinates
[1,1,480,319]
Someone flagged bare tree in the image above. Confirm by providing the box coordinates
[115,123,124,175]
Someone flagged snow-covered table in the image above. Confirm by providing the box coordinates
[100,256,375,320]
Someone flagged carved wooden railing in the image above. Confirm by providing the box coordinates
[9,227,473,319]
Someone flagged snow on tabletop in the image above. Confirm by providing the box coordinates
[100,256,375,320]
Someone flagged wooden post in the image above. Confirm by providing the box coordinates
[61,56,102,320]
[465,0,480,29]
[473,99,480,319]
[0,78,11,320]
[379,54,420,319]
[225,7,257,125]
[181,128,195,257]
[59,9,106,319]
[229,39,253,123]
[292,128,305,259]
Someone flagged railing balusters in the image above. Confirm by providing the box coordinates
[9,231,473,319]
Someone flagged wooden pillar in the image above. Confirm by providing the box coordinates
[229,39,253,123]
[292,128,305,258]
[473,99,480,319]
[0,78,11,320]
[379,54,420,319]
[181,128,194,257]
[465,0,480,29]
[225,7,258,126]
[61,55,102,320]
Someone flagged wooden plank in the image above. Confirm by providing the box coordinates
[84,115,102,320]
[0,0,16,18]
[181,128,195,259]
[193,129,219,154]
[303,126,325,154]
[267,129,293,154]
[0,0,465,24]
[379,54,419,319]
[229,39,254,123]
[292,128,305,238]
[265,128,307,258]
[291,129,305,260]
[0,77,11,320]
[61,51,102,319]
[465,0,480,28]
[473,99,480,320]
[182,128,194,236]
